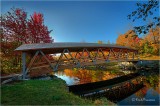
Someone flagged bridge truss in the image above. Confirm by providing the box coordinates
[15,43,139,79]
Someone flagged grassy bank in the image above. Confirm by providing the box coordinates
[1,78,114,105]
[139,54,160,60]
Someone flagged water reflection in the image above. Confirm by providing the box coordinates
[145,74,159,89]
[54,68,159,105]
[118,72,160,105]
[118,87,159,105]
[55,68,125,85]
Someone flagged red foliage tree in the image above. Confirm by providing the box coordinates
[1,8,27,44]
[0,8,53,74]
[1,8,53,45]
[27,12,53,43]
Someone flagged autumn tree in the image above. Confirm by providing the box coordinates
[98,40,103,44]
[0,8,53,74]
[116,30,141,48]
[1,8,53,44]
[27,12,53,43]
[1,8,53,55]
[117,27,159,55]
[144,26,159,44]
[1,8,28,59]
[141,26,159,55]
[1,8,28,44]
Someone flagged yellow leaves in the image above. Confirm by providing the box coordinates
[98,40,103,44]
[116,30,139,48]
[146,27,160,44]
[116,27,159,55]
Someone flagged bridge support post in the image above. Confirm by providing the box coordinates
[105,49,111,61]
[132,52,135,61]
[22,52,26,80]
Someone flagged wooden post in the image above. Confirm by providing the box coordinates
[106,48,111,61]
[25,51,40,75]
[132,52,135,61]
[22,52,26,80]
[137,51,140,61]
[117,49,122,62]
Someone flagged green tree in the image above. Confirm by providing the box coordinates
[141,41,154,54]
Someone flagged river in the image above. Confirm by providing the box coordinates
[54,66,159,105]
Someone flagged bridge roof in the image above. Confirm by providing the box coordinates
[15,42,137,54]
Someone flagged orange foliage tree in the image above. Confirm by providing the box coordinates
[116,27,159,55]
[140,27,160,55]
[116,30,141,49]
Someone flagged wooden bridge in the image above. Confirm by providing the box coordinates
[15,42,139,79]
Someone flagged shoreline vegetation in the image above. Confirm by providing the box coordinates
[1,78,115,105]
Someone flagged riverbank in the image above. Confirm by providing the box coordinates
[1,78,115,105]
[139,55,160,60]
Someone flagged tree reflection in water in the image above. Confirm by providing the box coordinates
[135,73,159,98]
[54,68,159,105]
[55,68,125,85]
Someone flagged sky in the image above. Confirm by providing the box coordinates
[1,0,159,43]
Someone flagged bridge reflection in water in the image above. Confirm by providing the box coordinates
[68,73,144,102]
[84,82,144,102]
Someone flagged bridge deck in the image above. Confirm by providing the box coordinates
[68,73,141,95]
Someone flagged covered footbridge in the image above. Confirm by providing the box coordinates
[15,42,139,79]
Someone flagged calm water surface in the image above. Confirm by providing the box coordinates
[54,68,160,105]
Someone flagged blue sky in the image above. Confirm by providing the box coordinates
[1,0,158,43]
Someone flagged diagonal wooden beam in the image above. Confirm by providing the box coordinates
[39,50,54,69]
[111,48,118,60]
[63,53,71,63]
[106,48,111,61]
[94,49,99,60]
[99,48,106,59]
[25,51,40,75]
[85,48,94,62]
[54,49,66,71]
[116,49,122,61]
[65,49,81,67]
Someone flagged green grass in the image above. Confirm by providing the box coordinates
[1,78,114,105]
